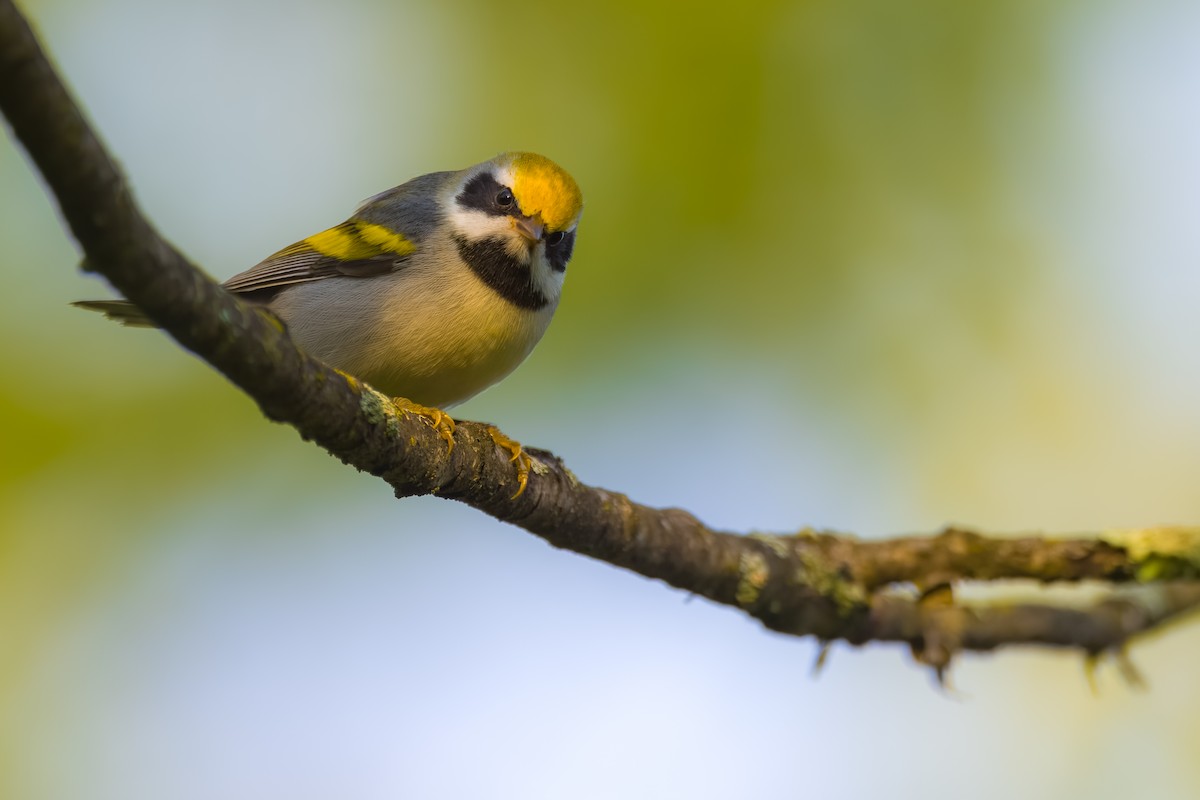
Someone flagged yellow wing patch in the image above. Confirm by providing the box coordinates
[221,220,416,294]
[304,221,416,261]
[508,152,584,232]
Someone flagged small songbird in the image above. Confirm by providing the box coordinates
[76,152,585,496]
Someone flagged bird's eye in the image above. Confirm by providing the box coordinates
[495,189,514,208]
[546,231,565,246]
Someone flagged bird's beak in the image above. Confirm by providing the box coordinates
[513,215,544,243]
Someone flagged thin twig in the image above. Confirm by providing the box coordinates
[2,0,1197,674]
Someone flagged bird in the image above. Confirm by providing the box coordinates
[76,152,585,496]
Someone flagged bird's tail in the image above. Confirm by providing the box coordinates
[72,299,155,327]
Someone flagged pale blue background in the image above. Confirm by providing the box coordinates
[2,0,1199,797]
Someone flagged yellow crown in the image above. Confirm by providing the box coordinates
[506,152,584,232]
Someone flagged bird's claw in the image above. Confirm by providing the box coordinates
[487,426,531,499]
[393,398,456,453]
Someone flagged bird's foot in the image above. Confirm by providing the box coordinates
[487,426,531,499]
[394,398,456,453]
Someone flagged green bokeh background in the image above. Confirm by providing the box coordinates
[3,0,1199,797]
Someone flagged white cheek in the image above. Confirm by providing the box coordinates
[529,248,566,303]
[451,208,512,241]
[451,208,533,264]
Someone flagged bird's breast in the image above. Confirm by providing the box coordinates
[270,260,556,407]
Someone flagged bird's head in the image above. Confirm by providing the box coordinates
[447,152,583,308]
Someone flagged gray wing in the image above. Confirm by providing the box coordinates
[222,170,455,296]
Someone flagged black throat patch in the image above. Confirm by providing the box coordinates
[455,235,549,311]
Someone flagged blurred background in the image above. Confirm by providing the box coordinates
[3,0,1199,797]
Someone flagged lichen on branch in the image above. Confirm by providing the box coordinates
[2,0,1197,681]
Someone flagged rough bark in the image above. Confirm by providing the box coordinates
[3,0,1197,678]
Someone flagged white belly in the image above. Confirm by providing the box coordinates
[269,260,557,407]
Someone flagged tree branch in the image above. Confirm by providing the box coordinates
[3,0,1197,677]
